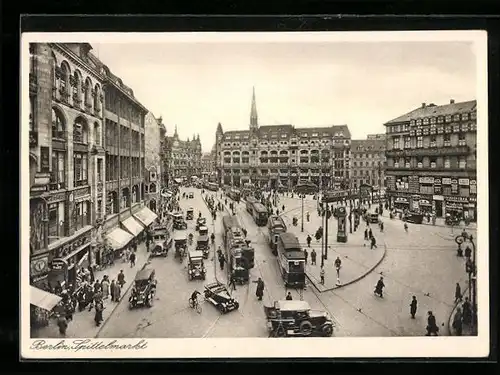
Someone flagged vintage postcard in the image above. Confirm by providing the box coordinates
[21,31,489,359]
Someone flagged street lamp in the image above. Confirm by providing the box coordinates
[301,193,304,233]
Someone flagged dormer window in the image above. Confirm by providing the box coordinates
[311,132,318,137]
[301,133,308,137]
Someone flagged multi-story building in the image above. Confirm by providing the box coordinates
[367,133,387,141]
[384,99,477,220]
[144,112,166,213]
[201,152,214,180]
[349,138,386,191]
[164,126,202,184]
[215,88,351,190]
[28,43,106,290]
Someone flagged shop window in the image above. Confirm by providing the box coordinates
[74,201,90,230]
[73,153,88,187]
[458,133,466,146]
[444,157,451,168]
[394,161,399,168]
[444,134,451,147]
[459,157,467,169]
[51,150,66,189]
[417,136,423,148]
[52,108,66,140]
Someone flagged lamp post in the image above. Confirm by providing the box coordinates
[321,207,325,268]
[301,193,304,233]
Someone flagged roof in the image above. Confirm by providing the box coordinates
[277,300,311,311]
[385,100,477,125]
[221,124,351,139]
[135,268,155,280]
[279,232,301,249]
[350,139,385,152]
[189,250,204,258]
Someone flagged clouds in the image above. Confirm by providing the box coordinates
[93,40,476,151]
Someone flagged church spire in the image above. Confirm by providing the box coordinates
[250,86,258,131]
[174,125,178,137]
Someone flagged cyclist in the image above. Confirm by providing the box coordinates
[190,290,201,307]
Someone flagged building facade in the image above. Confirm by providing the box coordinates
[28,43,105,290]
[384,100,477,220]
[215,88,351,190]
[366,133,387,141]
[144,112,166,213]
[201,152,214,180]
[164,126,202,184]
[349,138,386,191]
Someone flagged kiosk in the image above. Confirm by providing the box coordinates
[336,206,347,243]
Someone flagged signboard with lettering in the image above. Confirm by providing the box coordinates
[442,178,452,185]
[51,258,67,270]
[470,180,477,194]
[409,176,420,193]
[419,177,434,184]
[433,178,442,194]
[451,179,459,194]
[40,146,50,173]
[458,178,470,186]
[30,256,49,278]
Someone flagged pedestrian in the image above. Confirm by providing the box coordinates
[228,274,236,291]
[242,228,247,237]
[255,277,265,301]
[219,254,226,270]
[129,251,136,267]
[87,266,95,283]
[64,299,74,322]
[304,248,308,264]
[464,246,472,260]
[426,311,439,336]
[311,249,317,265]
[334,256,342,277]
[364,228,368,241]
[110,280,116,302]
[94,300,105,327]
[380,222,384,232]
[455,283,462,303]
[368,228,373,239]
[462,297,472,325]
[306,212,310,222]
[57,315,68,337]
[117,270,126,288]
[276,209,280,216]
[133,241,138,252]
[282,204,285,212]
[94,279,102,294]
[404,222,408,233]
[452,307,463,336]
[285,292,293,300]
[306,235,312,248]
[410,296,417,319]
[114,281,121,302]
[320,266,325,284]
[370,236,377,249]
[101,277,110,300]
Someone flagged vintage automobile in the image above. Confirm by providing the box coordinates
[173,212,188,230]
[188,192,194,199]
[188,250,206,280]
[129,268,157,309]
[263,300,334,337]
[174,231,188,261]
[198,225,209,237]
[150,226,171,257]
[203,282,239,314]
[404,211,424,224]
[196,217,207,231]
[186,207,194,221]
[195,235,210,258]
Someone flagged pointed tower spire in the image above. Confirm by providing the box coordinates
[250,86,258,131]
[174,124,178,137]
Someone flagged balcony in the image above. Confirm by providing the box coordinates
[29,73,37,94]
[386,146,470,158]
[29,130,38,147]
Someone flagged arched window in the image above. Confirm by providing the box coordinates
[72,71,82,104]
[121,187,130,209]
[94,84,101,112]
[94,122,100,146]
[85,78,92,108]
[150,183,157,193]
[73,117,88,144]
[59,62,70,99]
[51,52,57,97]
[52,107,65,139]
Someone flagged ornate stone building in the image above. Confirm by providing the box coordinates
[144,113,166,213]
[164,126,202,184]
[349,138,386,191]
[384,99,477,220]
[215,88,351,190]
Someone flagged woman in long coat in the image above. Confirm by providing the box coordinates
[255,278,265,301]
[453,307,463,336]
[101,277,110,300]
[110,280,116,302]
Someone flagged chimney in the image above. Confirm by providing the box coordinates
[450,99,455,104]
[422,103,426,108]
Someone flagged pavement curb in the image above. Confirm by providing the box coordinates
[447,285,470,336]
[306,243,387,293]
[94,256,150,338]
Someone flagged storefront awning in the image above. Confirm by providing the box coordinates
[133,206,158,227]
[106,228,134,250]
[30,286,62,311]
[121,216,144,237]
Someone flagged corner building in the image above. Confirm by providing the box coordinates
[28,43,106,290]
[215,88,351,189]
[384,100,477,220]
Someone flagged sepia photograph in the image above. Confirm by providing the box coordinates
[21,31,489,359]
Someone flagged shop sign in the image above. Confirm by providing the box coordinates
[447,196,469,203]
[459,178,470,186]
[51,258,67,270]
[54,232,91,259]
[32,274,48,283]
[419,177,434,184]
[74,186,91,199]
[442,178,452,185]
[451,179,459,194]
[47,191,66,203]
[470,180,477,194]
[433,195,444,201]
[469,196,477,203]
[395,197,409,203]
[30,255,49,277]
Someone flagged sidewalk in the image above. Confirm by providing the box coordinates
[31,241,150,339]
[447,283,477,336]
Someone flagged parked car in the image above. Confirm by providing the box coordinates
[264,300,334,337]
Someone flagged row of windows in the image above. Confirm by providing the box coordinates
[352,153,383,159]
[393,133,466,149]
[50,107,101,145]
[48,201,90,244]
[104,89,143,126]
[49,151,89,190]
[105,119,144,152]
[106,187,143,215]
[388,113,476,133]
[352,170,380,177]
[352,161,383,167]
[105,155,144,181]
[222,139,350,147]
[222,150,344,157]
[391,157,468,169]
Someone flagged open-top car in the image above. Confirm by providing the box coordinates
[196,235,210,258]
[203,282,239,314]
[129,268,157,309]
[263,300,334,337]
[173,212,188,230]
[186,207,194,220]
[188,250,206,280]
[174,231,188,261]
[196,217,207,231]
[198,225,209,237]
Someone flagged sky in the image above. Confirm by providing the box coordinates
[92,40,477,152]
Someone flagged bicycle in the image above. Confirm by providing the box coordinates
[188,297,202,314]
